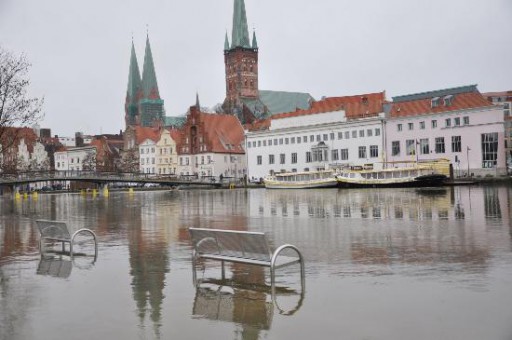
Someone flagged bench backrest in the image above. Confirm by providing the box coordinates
[189,228,272,262]
[36,220,70,239]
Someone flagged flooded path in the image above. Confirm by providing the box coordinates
[1,185,511,339]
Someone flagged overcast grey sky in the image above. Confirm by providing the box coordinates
[1,0,511,136]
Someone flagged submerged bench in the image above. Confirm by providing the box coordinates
[36,220,98,257]
[189,228,305,287]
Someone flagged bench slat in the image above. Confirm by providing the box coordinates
[190,228,272,262]
[36,220,71,241]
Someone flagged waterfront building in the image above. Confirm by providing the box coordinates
[245,92,386,180]
[136,127,180,175]
[386,85,506,177]
[139,137,157,174]
[155,129,179,175]
[176,104,246,178]
[222,0,313,123]
[483,91,512,171]
[55,146,97,171]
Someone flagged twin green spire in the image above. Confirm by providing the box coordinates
[126,35,160,101]
[226,0,257,50]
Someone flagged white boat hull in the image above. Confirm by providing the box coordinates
[264,178,338,189]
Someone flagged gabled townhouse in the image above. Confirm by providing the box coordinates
[0,127,50,173]
[138,127,180,175]
[156,129,179,175]
[139,137,157,174]
[245,92,386,180]
[176,105,246,178]
[386,85,506,177]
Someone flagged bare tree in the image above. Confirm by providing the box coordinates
[119,148,139,173]
[0,47,44,149]
[82,151,97,171]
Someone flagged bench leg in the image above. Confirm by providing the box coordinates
[61,242,66,253]
[221,261,225,280]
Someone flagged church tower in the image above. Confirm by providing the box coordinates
[139,34,165,127]
[125,40,143,128]
[124,36,165,129]
[223,0,259,119]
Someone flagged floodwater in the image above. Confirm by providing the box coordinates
[1,185,512,340]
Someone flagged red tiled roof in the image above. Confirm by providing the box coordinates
[390,92,492,118]
[482,91,512,102]
[482,91,512,97]
[134,126,160,144]
[272,92,386,120]
[245,118,271,132]
[169,129,181,144]
[201,113,245,154]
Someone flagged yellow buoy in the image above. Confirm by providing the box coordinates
[15,192,21,200]
[103,187,109,197]
[129,188,134,194]
[32,191,38,199]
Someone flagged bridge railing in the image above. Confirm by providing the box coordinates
[0,170,224,184]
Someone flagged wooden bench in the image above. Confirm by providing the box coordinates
[36,220,98,257]
[189,228,305,288]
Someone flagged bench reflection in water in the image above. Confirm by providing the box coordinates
[36,253,97,279]
[193,279,304,330]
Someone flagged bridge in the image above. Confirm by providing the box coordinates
[0,170,227,189]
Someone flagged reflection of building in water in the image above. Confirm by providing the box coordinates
[127,192,180,339]
[251,187,510,224]
[193,284,273,340]
[178,190,250,230]
[246,187,511,272]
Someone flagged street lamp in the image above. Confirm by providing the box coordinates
[466,146,471,176]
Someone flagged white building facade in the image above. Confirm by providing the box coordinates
[55,146,97,171]
[139,138,157,174]
[246,108,385,180]
[178,152,245,178]
[386,86,506,177]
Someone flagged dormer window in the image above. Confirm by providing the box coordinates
[431,97,440,108]
[444,95,454,106]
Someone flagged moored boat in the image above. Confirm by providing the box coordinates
[335,161,449,188]
[264,170,338,189]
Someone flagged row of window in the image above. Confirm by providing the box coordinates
[141,158,174,165]
[178,155,242,166]
[140,147,174,155]
[391,136,461,156]
[256,146,380,165]
[397,116,470,132]
[249,128,381,149]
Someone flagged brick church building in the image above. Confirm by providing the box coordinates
[223,0,314,124]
